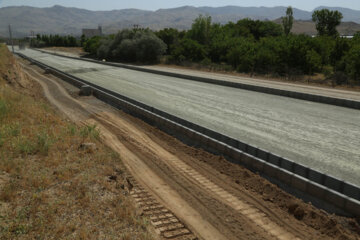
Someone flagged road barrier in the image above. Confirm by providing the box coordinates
[17,52,360,217]
[35,49,360,110]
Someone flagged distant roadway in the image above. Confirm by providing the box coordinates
[17,48,360,186]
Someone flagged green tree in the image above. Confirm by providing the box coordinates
[187,15,212,45]
[312,9,343,36]
[80,34,87,47]
[282,6,294,36]
[96,29,166,63]
[235,19,283,40]
[171,38,207,62]
[226,39,256,73]
[306,49,322,74]
[344,44,360,83]
[84,36,102,55]
[156,28,181,55]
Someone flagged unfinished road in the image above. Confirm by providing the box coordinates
[18,57,360,240]
[17,48,360,187]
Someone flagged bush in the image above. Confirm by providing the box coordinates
[95,29,166,63]
[171,39,207,62]
[226,39,256,72]
[156,28,182,55]
[306,49,322,74]
[84,36,102,55]
[135,33,167,62]
[344,44,360,83]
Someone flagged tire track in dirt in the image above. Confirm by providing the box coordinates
[94,112,304,240]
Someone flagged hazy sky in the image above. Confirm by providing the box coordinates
[0,0,359,11]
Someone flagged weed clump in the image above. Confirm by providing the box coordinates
[79,124,100,140]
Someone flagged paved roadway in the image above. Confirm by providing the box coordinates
[17,48,360,186]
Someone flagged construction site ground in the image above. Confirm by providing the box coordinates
[16,55,360,240]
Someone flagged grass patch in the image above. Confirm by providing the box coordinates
[16,137,37,155]
[36,131,52,155]
[79,124,100,140]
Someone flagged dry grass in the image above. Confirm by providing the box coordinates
[0,44,155,240]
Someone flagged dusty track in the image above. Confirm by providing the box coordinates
[18,59,360,240]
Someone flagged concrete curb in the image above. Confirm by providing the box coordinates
[35,49,360,110]
[17,52,360,217]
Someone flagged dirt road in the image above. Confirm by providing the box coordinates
[18,58,360,240]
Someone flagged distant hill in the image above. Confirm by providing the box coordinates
[0,5,360,37]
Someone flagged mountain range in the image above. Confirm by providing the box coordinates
[1,5,360,37]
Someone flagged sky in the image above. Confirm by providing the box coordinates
[0,0,359,11]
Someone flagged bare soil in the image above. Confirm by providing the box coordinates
[17,55,360,240]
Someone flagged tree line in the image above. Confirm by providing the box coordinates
[30,34,78,48]
[30,8,360,85]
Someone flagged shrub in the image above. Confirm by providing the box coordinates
[84,36,102,55]
[344,44,360,83]
[80,124,100,140]
[306,49,322,74]
[96,29,166,63]
[226,39,256,72]
[37,131,52,155]
[171,39,207,62]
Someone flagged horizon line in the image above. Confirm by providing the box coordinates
[1,4,360,12]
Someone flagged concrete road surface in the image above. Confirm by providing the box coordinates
[17,48,360,186]
[39,47,360,102]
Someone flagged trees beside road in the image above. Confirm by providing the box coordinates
[28,7,360,86]
[30,34,78,48]
[152,12,360,85]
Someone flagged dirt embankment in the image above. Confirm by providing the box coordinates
[16,47,360,240]
[0,44,156,239]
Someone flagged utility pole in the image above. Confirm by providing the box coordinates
[8,24,14,53]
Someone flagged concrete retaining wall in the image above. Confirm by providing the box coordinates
[17,52,360,217]
[36,49,360,110]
